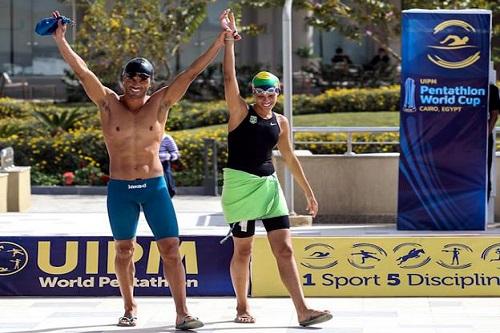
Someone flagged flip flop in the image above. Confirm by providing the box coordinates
[175,315,204,330]
[234,313,256,323]
[117,315,137,327]
[299,311,332,327]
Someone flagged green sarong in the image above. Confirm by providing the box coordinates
[221,168,289,224]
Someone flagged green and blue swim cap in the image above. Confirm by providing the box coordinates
[251,71,280,89]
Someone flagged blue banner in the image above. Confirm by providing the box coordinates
[398,10,491,230]
[0,236,234,296]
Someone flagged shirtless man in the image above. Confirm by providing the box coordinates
[51,10,226,330]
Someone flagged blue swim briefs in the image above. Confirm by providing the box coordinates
[107,176,178,240]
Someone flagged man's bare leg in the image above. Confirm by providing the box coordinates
[230,237,255,323]
[114,240,138,320]
[156,237,202,327]
[267,229,331,325]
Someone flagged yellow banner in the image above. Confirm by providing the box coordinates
[251,236,500,296]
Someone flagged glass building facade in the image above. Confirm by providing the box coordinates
[0,0,74,76]
[0,0,377,79]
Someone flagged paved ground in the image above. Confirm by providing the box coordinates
[1,296,500,333]
[0,297,500,333]
[1,195,500,332]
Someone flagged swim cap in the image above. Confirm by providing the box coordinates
[251,71,280,89]
[35,16,73,36]
[122,58,154,78]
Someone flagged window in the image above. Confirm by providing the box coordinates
[0,0,74,76]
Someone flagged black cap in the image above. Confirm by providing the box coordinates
[122,57,154,77]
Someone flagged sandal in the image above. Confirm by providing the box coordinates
[117,315,137,327]
[175,315,204,330]
[299,310,332,327]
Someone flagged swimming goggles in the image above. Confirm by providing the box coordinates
[125,72,151,81]
[253,87,280,96]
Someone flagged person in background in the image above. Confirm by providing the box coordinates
[159,134,180,197]
[331,47,352,65]
[365,47,390,71]
[331,47,352,75]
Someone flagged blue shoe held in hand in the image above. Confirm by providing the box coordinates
[35,16,73,36]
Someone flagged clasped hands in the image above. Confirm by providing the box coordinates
[219,9,242,42]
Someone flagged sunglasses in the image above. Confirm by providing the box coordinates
[125,73,151,81]
[253,87,280,96]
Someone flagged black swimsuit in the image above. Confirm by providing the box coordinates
[227,104,280,177]
[226,104,290,237]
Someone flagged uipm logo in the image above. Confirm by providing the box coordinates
[0,242,29,276]
[427,20,480,69]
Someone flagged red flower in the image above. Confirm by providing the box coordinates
[63,171,75,186]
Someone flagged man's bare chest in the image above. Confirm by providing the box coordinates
[102,108,163,140]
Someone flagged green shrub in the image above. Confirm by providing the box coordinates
[33,107,92,136]
[0,118,28,137]
[74,165,106,185]
[0,98,34,118]
[30,169,62,186]
[0,127,107,178]
[295,132,399,154]
[166,100,229,131]
[310,86,399,114]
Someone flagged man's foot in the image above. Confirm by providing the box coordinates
[234,312,256,324]
[298,309,332,327]
[175,315,204,330]
[117,314,137,327]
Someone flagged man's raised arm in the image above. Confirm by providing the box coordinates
[161,18,227,108]
[52,11,112,106]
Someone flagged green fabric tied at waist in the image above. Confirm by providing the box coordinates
[221,168,289,224]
